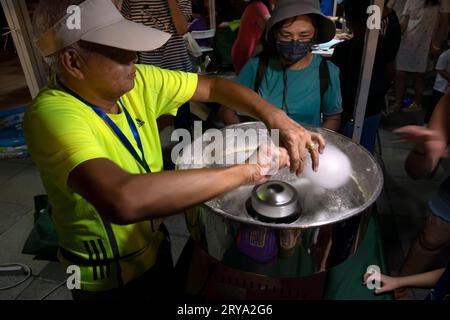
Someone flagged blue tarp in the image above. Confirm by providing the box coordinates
[0,105,27,148]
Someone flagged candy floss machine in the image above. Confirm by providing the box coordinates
[176,122,383,299]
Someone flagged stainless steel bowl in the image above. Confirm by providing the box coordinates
[177,122,383,277]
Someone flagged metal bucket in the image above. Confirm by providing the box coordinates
[177,122,383,278]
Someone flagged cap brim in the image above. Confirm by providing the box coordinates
[81,19,171,52]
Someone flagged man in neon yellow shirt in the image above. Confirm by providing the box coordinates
[25,0,325,299]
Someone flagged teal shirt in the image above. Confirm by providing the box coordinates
[237,55,343,126]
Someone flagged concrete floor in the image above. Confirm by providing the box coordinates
[0,56,449,300]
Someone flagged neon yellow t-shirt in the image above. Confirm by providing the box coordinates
[24,64,198,291]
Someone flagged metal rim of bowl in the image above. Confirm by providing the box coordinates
[179,122,384,229]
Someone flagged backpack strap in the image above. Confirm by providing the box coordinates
[319,57,330,104]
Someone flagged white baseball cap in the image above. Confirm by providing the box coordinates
[36,0,171,57]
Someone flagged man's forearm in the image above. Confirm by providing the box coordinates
[201,76,287,129]
[117,165,254,223]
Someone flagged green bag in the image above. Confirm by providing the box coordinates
[22,195,59,261]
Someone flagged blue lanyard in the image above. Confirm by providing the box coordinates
[57,80,151,173]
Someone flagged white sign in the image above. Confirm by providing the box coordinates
[366,5,381,30]
[66,265,81,290]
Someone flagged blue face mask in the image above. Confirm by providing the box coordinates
[277,40,312,64]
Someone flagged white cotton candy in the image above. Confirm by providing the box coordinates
[302,144,352,189]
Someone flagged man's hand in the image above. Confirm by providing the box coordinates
[246,144,290,185]
[266,111,326,176]
[192,76,326,175]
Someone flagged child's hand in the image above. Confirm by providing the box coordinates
[393,126,448,158]
[363,270,402,294]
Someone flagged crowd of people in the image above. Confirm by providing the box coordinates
[24,0,450,300]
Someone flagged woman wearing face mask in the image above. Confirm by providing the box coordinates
[221,0,342,131]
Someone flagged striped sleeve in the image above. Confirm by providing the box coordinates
[179,0,192,18]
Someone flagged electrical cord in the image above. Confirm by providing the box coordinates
[0,263,68,300]
[0,263,32,291]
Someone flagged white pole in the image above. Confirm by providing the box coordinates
[208,0,216,30]
[1,0,48,99]
[351,0,384,143]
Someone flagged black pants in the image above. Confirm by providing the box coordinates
[71,225,175,300]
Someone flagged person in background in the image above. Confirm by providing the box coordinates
[222,0,343,131]
[434,0,450,52]
[231,0,276,74]
[331,0,393,153]
[393,91,450,299]
[425,45,450,123]
[394,0,447,113]
[121,0,193,131]
[381,0,401,56]
[379,0,401,114]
